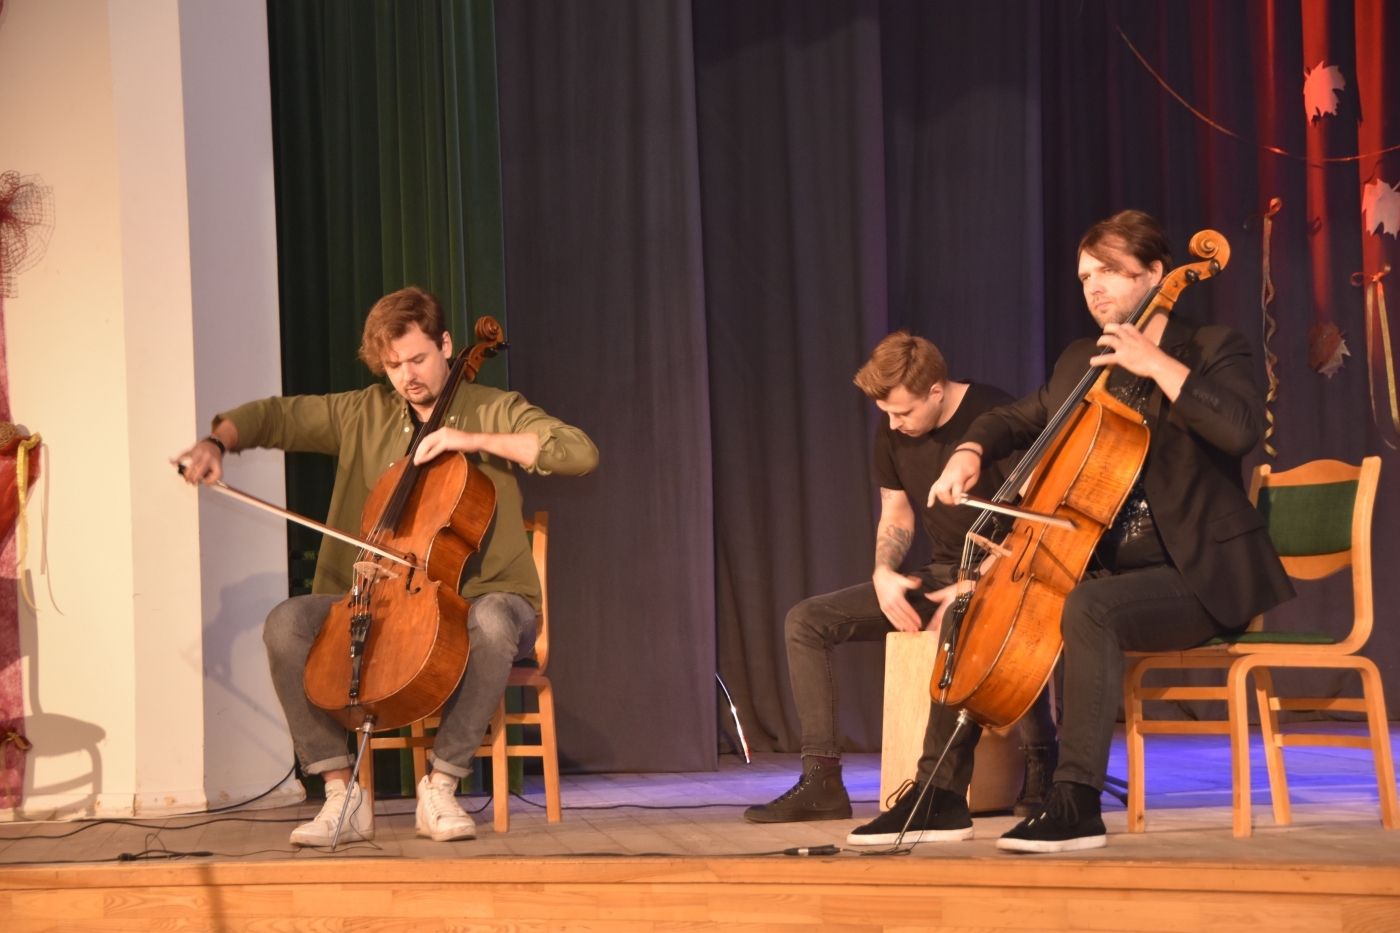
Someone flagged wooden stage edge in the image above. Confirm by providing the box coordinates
[3,854,1399,932]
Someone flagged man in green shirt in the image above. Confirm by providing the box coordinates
[179,287,597,846]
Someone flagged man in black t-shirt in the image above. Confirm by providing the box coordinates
[743,332,1057,845]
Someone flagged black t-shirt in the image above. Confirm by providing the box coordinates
[873,382,1019,565]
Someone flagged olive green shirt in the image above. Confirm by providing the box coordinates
[217,383,598,610]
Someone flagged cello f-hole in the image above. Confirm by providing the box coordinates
[1009,525,1035,582]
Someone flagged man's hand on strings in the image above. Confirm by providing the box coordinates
[414,428,541,468]
[1091,321,1190,401]
[873,565,925,634]
[929,444,982,507]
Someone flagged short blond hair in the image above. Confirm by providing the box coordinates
[853,332,948,400]
[358,287,447,376]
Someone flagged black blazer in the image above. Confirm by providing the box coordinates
[962,315,1295,629]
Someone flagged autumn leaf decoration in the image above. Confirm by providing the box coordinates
[1303,62,1346,122]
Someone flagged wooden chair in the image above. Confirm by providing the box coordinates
[1123,457,1397,837]
[358,512,562,832]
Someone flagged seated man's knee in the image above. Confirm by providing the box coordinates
[784,598,823,644]
[468,593,527,653]
[1060,585,1110,643]
[263,599,303,654]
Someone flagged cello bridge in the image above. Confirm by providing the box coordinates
[354,560,399,584]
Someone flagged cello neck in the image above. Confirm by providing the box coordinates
[375,317,507,536]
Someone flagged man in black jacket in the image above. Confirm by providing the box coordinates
[929,210,1294,853]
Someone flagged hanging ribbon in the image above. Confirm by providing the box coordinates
[1352,266,1400,448]
[15,433,39,608]
[1114,20,1399,168]
[1260,199,1282,457]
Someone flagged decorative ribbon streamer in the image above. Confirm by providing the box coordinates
[1261,199,1282,457]
[1115,21,1400,168]
[1351,266,1400,449]
[0,727,31,811]
[15,433,39,608]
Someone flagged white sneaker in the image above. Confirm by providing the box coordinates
[416,770,477,841]
[289,778,374,846]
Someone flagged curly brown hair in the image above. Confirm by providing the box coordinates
[358,287,448,376]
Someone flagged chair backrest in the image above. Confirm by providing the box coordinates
[524,511,550,671]
[1247,457,1381,650]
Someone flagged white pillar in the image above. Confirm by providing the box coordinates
[0,0,293,819]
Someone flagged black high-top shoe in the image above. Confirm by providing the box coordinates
[997,781,1106,853]
[1013,742,1059,818]
[845,779,974,846]
[743,758,852,823]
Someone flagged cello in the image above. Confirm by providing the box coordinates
[931,230,1231,730]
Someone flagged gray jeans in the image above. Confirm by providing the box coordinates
[785,563,1057,792]
[264,591,537,778]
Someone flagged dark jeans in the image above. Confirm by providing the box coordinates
[785,563,1057,794]
[1051,564,1228,789]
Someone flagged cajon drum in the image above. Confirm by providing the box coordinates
[880,631,1024,813]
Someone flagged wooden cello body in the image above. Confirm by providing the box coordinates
[932,231,1231,729]
[303,317,506,732]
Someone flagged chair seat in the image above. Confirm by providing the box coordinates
[507,664,548,687]
[1199,631,1335,646]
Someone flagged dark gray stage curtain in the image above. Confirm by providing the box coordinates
[694,0,891,754]
[880,0,1044,400]
[1043,0,1398,717]
[494,0,717,771]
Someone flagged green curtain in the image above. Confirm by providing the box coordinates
[267,0,508,592]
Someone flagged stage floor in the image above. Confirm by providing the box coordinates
[1,725,1397,932]
[0,723,1396,866]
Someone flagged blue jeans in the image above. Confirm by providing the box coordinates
[263,591,536,777]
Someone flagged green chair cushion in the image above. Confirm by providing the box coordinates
[1200,631,1336,646]
[1256,480,1356,556]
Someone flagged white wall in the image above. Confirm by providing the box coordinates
[0,0,294,819]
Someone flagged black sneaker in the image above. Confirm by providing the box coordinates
[743,759,852,823]
[1013,742,1059,818]
[996,781,1106,853]
[845,780,974,846]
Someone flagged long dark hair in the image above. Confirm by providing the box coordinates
[1078,210,1174,274]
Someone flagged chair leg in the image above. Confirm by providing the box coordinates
[490,702,510,833]
[537,681,562,823]
[411,720,429,787]
[1227,660,1255,838]
[357,750,376,799]
[1356,659,1399,830]
[1123,659,1148,833]
[1251,667,1291,827]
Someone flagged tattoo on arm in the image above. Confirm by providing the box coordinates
[875,525,912,571]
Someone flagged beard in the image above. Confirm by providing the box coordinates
[399,381,439,405]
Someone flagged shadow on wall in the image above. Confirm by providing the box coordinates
[201,570,300,807]
[16,582,106,819]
